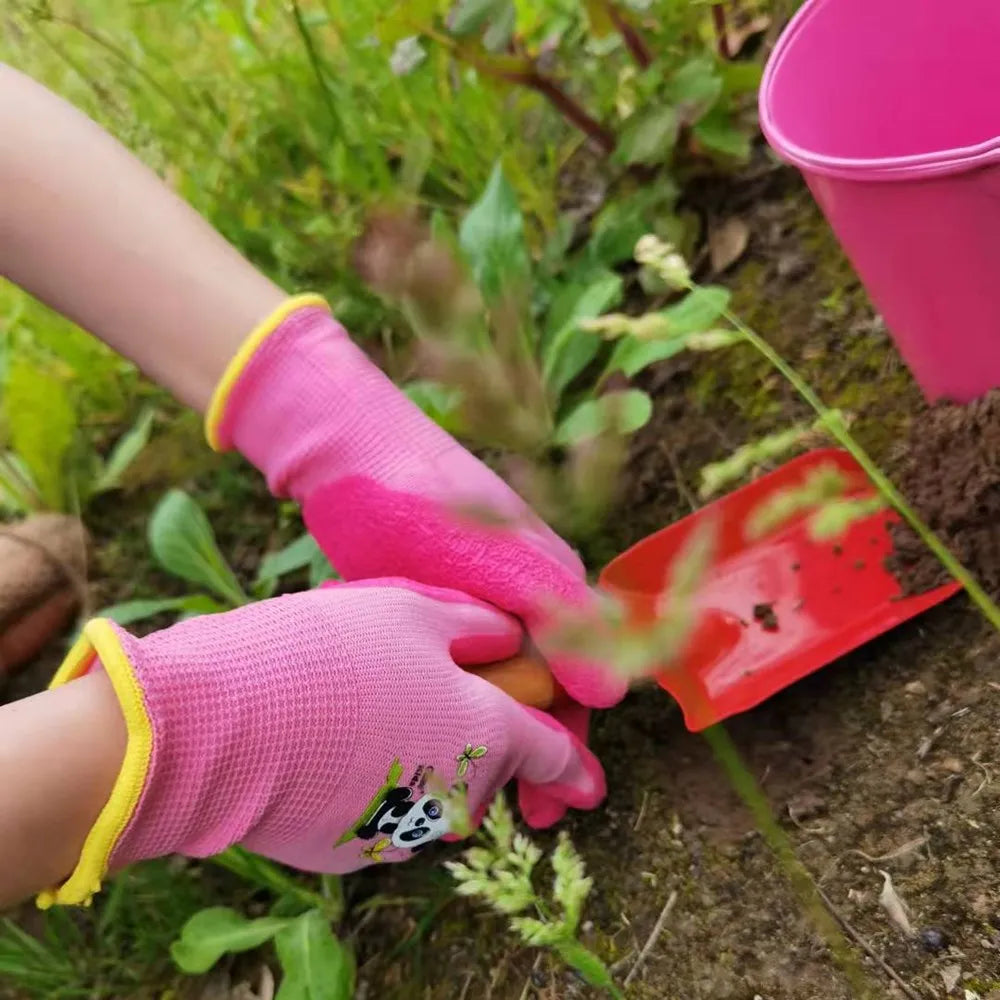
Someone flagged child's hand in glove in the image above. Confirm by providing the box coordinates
[40,580,604,908]
[207,297,627,827]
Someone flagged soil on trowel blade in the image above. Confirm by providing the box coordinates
[887,388,1000,598]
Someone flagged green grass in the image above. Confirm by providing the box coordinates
[0,859,254,999]
[0,0,565,335]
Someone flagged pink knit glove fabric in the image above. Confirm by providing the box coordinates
[210,300,626,824]
[46,581,604,906]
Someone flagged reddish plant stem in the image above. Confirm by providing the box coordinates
[712,4,732,59]
[443,34,617,156]
[605,2,653,69]
[525,72,616,154]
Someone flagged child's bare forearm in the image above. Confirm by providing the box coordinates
[0,63,285,411]
[0,673,125,908]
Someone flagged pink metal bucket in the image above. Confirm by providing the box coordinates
[759,0,1000,403]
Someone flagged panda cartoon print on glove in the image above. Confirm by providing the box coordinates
[336,746,487,864]
[357,787,449,849]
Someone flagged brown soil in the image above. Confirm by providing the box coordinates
[887,390,1000,599]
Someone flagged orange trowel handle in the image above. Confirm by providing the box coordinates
[467,653,563,710]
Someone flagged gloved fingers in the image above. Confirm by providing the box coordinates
[505,703,606,828]
[526,582,629,710]
[408,583,524,666]
[320,576,525,666]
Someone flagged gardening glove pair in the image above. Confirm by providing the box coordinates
[205,295,628,827]
[39,580,604,909]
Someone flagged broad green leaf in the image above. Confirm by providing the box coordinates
[719,60,764,97]
[0,452,37,514]
[585,185,679,270]
[482,1,516,51]
[604,287,732,378]
[399,131,433,192]
[376,0,439,45]
[694,108,752,160]
[542,271,623,349]
[605,332,687,379]
[539,215,576,273]
[583,0,616,37]
[257,533,325,585]
[662,286,731,334]
[171,908,292,975]
[97,594,224,627]
[554,940,619,994]
[403,380,465,434]
[450,0,506,36]
[148,490,248,607]
[613,105,678,166]
[91,407,155,496]
[667,58,723,123]
[3,359,76,511]
[554,390,652,446]
[275,910,355,1000]
[311,549,338,586]
[542,273,624,399]
[459,163,530,302]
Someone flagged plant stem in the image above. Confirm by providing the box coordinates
[702,725,875,995]
[521,74,616,155]
[47,14,219,150]
[0,453,43,512]
[711,4,732,59]
[604,2,653,69]
[288,1,342,135]
[721,305,1000,632]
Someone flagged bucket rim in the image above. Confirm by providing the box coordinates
[759,0,1000,182]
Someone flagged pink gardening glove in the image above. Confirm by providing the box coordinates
[205,297,628,826]
[38,580,604,909]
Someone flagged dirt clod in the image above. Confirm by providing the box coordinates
[887,389,1000,598]
[920,928,950,953]
[753,602,779,631]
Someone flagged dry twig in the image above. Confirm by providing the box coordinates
[623,890,678,987]
[813,884,922,1000]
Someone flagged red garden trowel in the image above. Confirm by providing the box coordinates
[471,449,960,731]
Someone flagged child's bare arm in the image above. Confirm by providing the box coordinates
[0,672,125,908]
[0,63,284,411]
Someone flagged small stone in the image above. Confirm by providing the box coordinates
[940,964,962,991]
[531,970,549,988]
[941,757,964,774]
[776,252,808,280]
[929,700,957,725]
[788,790,827,824]
[905,768,925,785]
[922,928,951,953]
[905,680,928,696]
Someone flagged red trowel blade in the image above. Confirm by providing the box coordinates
[598,449,961,731]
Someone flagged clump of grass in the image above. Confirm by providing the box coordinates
[447,794,622,999]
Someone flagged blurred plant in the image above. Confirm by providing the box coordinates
[543,517,715,681]
[172,848,352,1000]
[625,233,1000,628]
[355,164,734,538]
[0,303,152,515]
[3,0,564,339]
[447,794,622,999]
[378,0,763,168]
[698,415,845,499]
[98,489,336,627]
